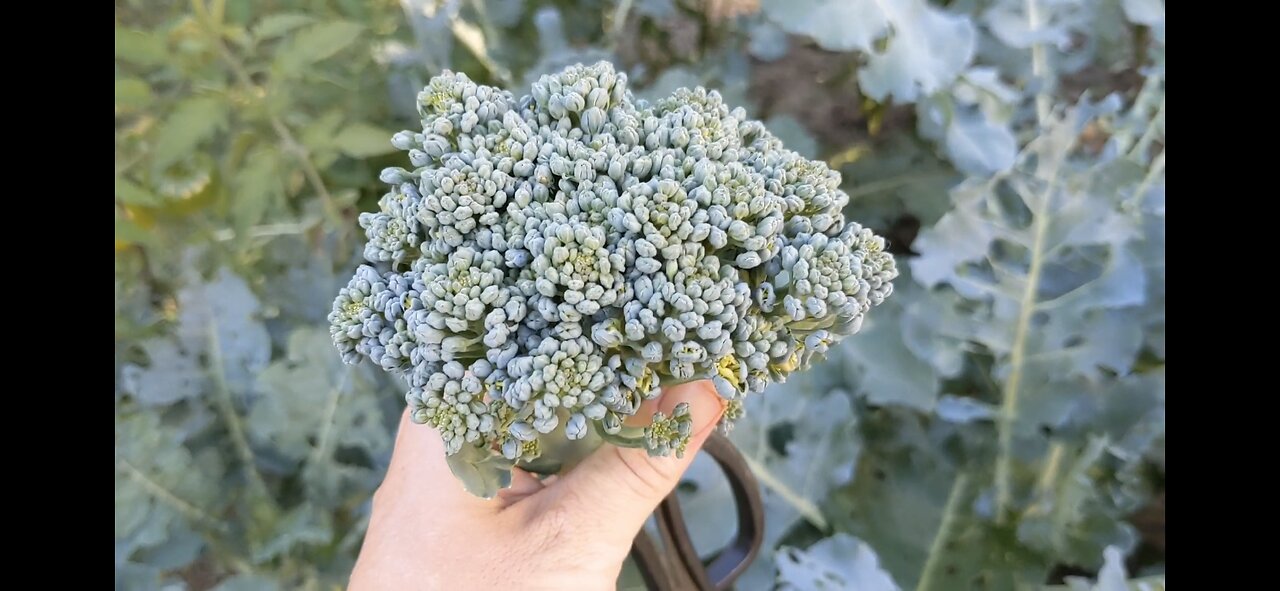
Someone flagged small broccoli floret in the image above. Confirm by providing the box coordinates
[406,360,497,454]
[358,184,424,266]
[330,62,898,496]
[645,403,694,458]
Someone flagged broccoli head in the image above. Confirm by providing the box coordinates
[329,62,897,496]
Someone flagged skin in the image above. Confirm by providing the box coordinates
[349,379,726,590]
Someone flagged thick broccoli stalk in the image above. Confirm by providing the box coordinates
[328,62,898,496]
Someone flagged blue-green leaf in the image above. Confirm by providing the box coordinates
[252,503,334,564]
[747,21,789,62]
[760,0,888,53]
[838,281,947,412]
[765,114,817,159]
[777,534,901,591]
[1121,0,1164,42]
[484,0,527,27]
[762,0,974,101]
[248,327,391,504]
[120,339,206,406]
[944,108,1018,176]
[212,574,283,591]
[679,381,860,588]
[121,267,270,405]
[116,410,225,570]
[935,395,997,424]
[1059,546,1165,591]
[857,0,975,102]
[176,267,272,395]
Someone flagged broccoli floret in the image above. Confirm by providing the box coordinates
[327,62,898,495]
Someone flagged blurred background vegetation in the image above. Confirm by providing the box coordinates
[115,0,1164,589]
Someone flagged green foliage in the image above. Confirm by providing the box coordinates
[115,2,408,587]
[760,0,976,102]
[680,376,861,587]
[1056,546,1166,591]
[116,0,1164,588]
[776,534,899,590]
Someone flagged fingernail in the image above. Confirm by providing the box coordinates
[660,379,725,437]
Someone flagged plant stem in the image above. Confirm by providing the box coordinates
[207,320,278,518]
[309,372,351,468]
[267,117,339,213]
[916,472,971,591]
[1026,0,1051,124]
[465,0,501,53]
[994,180,1051,522]
[1129,150,1165,211]
[740,396,829,530]
[994,0,1061,523]
[1136,149,1167,199]
[609,0,635,51]
[1129,96,1166,162]
[193,3,345,237]
[211,221,318,242]
[450,16,513,86]
[740,454,829,531]
[1036,442,1066,494]
[119,457,227,532]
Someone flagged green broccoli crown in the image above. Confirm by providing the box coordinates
[328,62,897,494]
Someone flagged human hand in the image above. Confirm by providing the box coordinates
[349,380,726,590]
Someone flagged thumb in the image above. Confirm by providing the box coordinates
[541,380,725,543]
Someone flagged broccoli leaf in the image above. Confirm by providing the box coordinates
[910,105,1152,464]
[943,107,1019,177]
[1057,546,1165,591]
[761,0,975,101]
[837,280,950,412]
[248,327,392,505]
[679,379,861,588]
[121,268,270,405]
[120,338,206,406]
[177,267,272,396]
[116,409,225,576]
[776,534,901,590]
[212,574,284,591]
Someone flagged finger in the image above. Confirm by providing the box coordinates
[379,408,496,512]
[496,467,546,507]
[536,380,725,544]
[623,395,663,428]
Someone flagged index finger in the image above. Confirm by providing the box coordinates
[378,408,500,514]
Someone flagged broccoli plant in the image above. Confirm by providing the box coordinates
[329,61,898,496]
